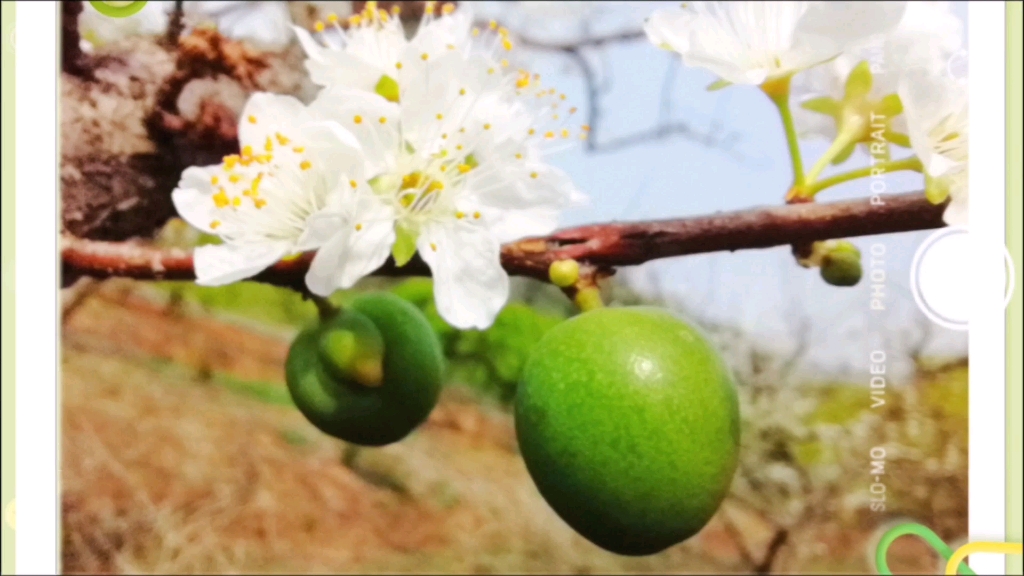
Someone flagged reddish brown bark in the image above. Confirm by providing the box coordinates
[61,192,947,291]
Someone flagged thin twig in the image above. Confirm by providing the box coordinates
[61,192,947,290]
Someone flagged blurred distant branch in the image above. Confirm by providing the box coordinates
[61,1,92,79]
[61,192,947,290]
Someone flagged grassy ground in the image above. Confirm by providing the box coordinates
[60,280,966,574]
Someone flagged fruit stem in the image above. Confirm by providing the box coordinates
[310,294,341,321]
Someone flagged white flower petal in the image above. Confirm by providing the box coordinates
[417,220,509,330]
[193,241,291,286]
[305,195,397,295]
[309,87,402,175]
[644,6,694,53]
[293,26,386,92]
[238,93,310,149]
[172,166,224,234]
[899,69,968,178]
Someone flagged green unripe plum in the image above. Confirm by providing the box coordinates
[820,241,863,287]
[515,307,740,556]
[286,292,444,446]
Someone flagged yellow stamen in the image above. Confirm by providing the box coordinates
[545,131,555,139]
[442,3,455,15]
[421,53,429,61]
[314,21,325,32]
[228,174,241,183]
[213,189,229,208]
[276,132,290,145]
[515,153,523,159]
[254,198,267,209]
[530,172,538,179]
[241,145,253,157]
[210,176,219,185]
[430,243,438,251]
[300,160,312,170]
[232,196,242,207]
[210,220,221,229]
[293,146,305,153]
[428,181,445,192]
[395,62,403,69]
[456,211,465,219]
[489,20,498,30]
[425,1,435,15]
[354,115,363,124]
[457,164,471,174]
[391,6,400,15]
[350,180,358,188]
[223,155,239,169]
[502,39,513,51]
[472,28,480,36]
[473,211,481,219]
[459,88,466,95]
[501,58,509,67]
[484,123,492,130]
[355,223,363,231]
[247,115,257,124]
[379,116,388,124]
[528,128,536,135]
[327,13,338,24]
[436,113,444,120]
[264,136,274,152]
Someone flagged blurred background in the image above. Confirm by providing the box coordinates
[61,1,969,573]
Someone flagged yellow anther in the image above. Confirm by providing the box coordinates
[349,14,362,26]
[499,26,509,36]
[441,133,448,139]
[276,132,290,145]
[553,114,560,120]
[399,193,416,208]
[459,88,466,95]
[213,189,229,208]
[436,113,444,120]
[440,165,448,172]
[581,125,591,132]
[569,107,578,114]
[395,62,403,69]
[350,179,358,188]
[293,146,305,153]
[355,223,363,231]
[489,20,498,30]
[528,128,536,135]
[501,58,509,67]
[530,172,538,179]
[241,145,253,157]
[473,211,481,219]
[487,68,495,74]
[560,93,567,100]
[379,9,388,21]
[254,198,267,209]
[223,155,239,169]
[421,52,429,61]
[354,115,363,124]
[228,174,241,183]
[472,28,480,36]
[424,1,435,15]
[232,196,242,207]
[446,43,456,50]
[256,154,272,164]
[515,153,523,159]
[484,123,492,130]
[327,13,338,24]
[247,115,257,124]
[300,160,312,171]
[502,39,513,51]
[442,3,455,15]
[379,116,388,124]
[401,171,425,190]
[210,176,219,185]
[264,136,274,152]
[459,127,466,133]
[456,144,464,150]
[391,5,400,15]
[428,181,445,192]
[545,131,555,139]
[210,219,221,229]
[314,21,325,32]
[561,129,570,138]
[457,164,471,174]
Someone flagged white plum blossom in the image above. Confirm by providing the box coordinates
[295,3,587,329]
[793,1,964,142]
[899,70,968,226]
[172,93,366,285]
[293,2,474,95]
[644,1,907,86]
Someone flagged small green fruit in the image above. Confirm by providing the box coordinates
[820,242,863,287]
[286,293,444,446]
[515,307,740,556]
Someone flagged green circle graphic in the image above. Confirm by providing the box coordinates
[88,1,149,18]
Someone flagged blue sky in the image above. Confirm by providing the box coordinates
[476,1,970,379]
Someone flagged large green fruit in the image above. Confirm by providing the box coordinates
[286,292,444,446]
[515,307,740,556]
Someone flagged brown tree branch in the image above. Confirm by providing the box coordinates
[61,1,92,80]
[61,192,947,291]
